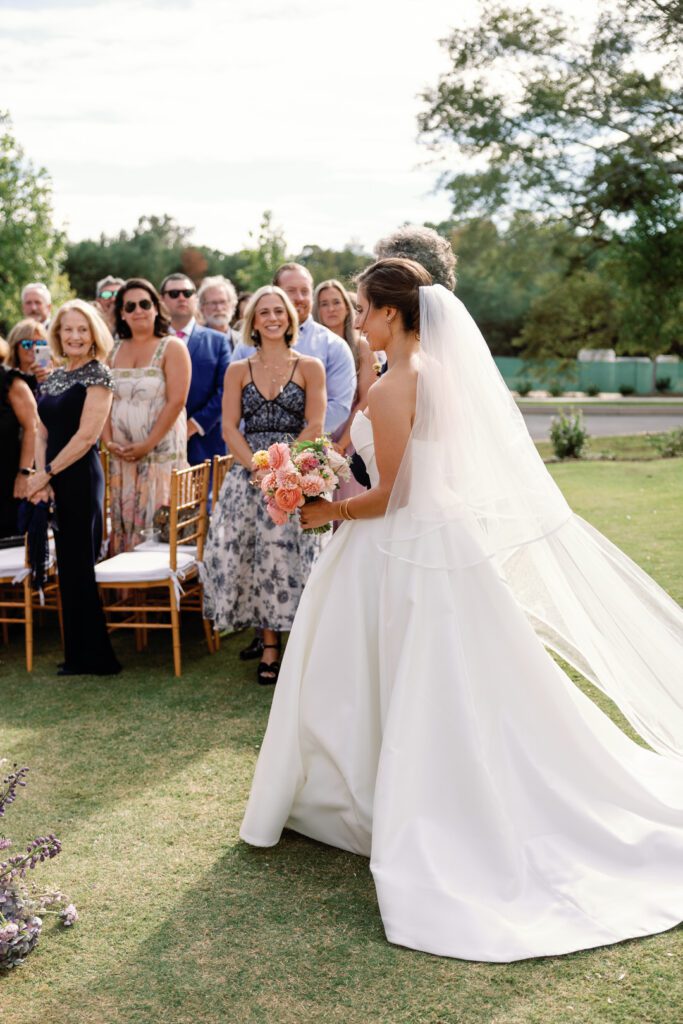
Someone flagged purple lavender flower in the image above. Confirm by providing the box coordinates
[60,904,78,927]
[0,766,29,819]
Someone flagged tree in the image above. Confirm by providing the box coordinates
[0,112,67,331]
[232,210,289,291]
[66,214,193,297]
[430,213,576,354]
[295,243,371,287]
[418,2,682,236]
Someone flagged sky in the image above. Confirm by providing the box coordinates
[1,0,601,256]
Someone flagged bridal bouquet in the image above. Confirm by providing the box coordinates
[252,438,351,534]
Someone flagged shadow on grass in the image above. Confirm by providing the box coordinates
[1,624,274,825]
[32,829,683,1024]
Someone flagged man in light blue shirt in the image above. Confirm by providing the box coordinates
[230,262,356,434]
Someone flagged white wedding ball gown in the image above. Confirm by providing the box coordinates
[240,410,683,962]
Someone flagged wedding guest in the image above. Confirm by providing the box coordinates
[198,275,239,350]
[7,319,53,393]
[26,299,120,675]
[232,292,252,330]
[231,264,355,434]
[21,283,52,326]
[160,272,231,467]
[94,275,125,333]
[202,286,326,684]
[374,225,457,291]
[0,336,9,363]
[313,280,376,507]
[0,362,38,537]
[103,279,190,553]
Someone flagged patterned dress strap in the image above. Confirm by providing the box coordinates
[152,336,170,365]
[110,338,123,368]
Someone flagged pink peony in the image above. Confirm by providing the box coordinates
[267,499,289,525]
[275,467,301,490]
[274,486,304,512]
[294,452,319,473]
[300,473,327,497]
[260,471,277,494]
[268,442,291,470]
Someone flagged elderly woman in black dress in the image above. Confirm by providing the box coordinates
[27,299,120,676]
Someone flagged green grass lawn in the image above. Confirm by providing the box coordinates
[1,456,681,1024]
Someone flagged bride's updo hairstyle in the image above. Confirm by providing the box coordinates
[356,257,432,333]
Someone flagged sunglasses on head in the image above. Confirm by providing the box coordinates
[19,339,47,350]
[163,288,195,299]
[99,289,119,300]
[124,298,154,313]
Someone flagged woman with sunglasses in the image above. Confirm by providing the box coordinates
[6,318,53,394]
[103,279,190,553]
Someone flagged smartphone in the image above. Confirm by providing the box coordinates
[34,344,51,369]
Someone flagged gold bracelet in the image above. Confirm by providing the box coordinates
[347,501,357,521]
[339,499,351,521]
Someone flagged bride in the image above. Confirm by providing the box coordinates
[239,257,683,963]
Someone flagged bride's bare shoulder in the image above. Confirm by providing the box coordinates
[367,367,417,422]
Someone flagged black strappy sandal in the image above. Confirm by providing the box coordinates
[257,643,281,685]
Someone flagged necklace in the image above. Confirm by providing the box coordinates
[255,351,296,394]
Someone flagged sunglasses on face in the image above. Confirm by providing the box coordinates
[124,298,154,313]
[163,288,195,299]
[19,339,48,350]
[99,289,119,300]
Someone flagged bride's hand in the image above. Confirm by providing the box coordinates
[299,498,334,530]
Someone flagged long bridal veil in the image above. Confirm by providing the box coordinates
[381,285,683,758]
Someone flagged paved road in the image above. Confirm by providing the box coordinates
[522,412,683,441]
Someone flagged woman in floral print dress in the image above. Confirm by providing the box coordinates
[202,286,326,683]
[103,279,190,553]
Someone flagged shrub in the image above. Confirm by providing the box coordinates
[585,385,600,397]
[548,384,564,397]
[655,376,672,393]
[619,384,635,396]
[550,410,589,459]
[648,428,683,458]
[516,379,532,396]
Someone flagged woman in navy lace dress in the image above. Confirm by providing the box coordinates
[202,286,326,683]
[27,300,121,676]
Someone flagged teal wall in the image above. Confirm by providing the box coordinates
[494,357,683,395]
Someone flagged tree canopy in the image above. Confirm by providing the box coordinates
[419,0,682,235]
[0,112,67,331]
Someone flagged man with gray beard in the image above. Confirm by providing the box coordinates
[198,275,239,352]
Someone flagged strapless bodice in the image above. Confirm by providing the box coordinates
[350,411,379,488]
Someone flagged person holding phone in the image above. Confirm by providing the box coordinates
[6,319,53,394]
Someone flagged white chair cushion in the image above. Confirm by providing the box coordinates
[0,544,55,579]
[133,540,198,558]
[0,546,26,577]
[95,549,196,584]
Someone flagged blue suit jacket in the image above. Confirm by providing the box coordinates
[186,325,231,465]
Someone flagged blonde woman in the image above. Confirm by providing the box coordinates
[26,299,120,676]
[202,285,326,684]
[6,318,53,394]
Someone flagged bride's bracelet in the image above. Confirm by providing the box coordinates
[339,499,357,522]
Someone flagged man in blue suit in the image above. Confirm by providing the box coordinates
[160,273,231,466]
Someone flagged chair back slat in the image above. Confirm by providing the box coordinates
[211,454,234,510]
[169,461,211,570]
